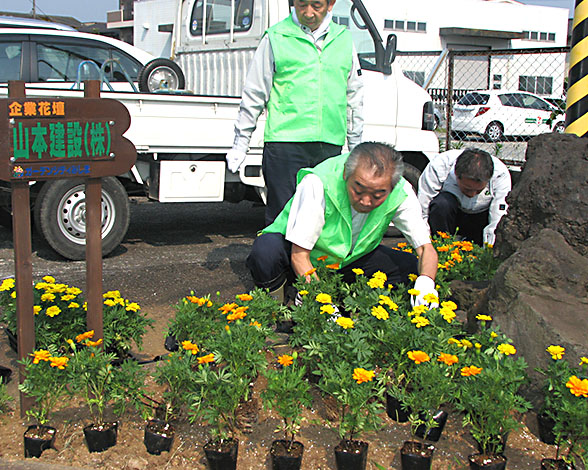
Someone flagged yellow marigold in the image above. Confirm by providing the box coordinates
[372,271,387,280]
[68,302,80,309]
[475,343,482,350]
[403,248,413,253]
[182,340,199,354]
[104,299,117,307]
[315,293,332,304]
[411,316,430,328]
[407,288,420,296]
[397,242,408,248]
[320,304,336,315]
[33,306,41,315]
[218,302,238,314]
[367,277,385,289]
[35,282,48,290]
[86,339,103,347]
[317,255,328,262]
[448,338,462,346]
[326,263,340,270]
[103,290,121,299]
[580,357,588,366]
[45,306,61,318]
[49,356,69,369]
[409,305,428,316]
[440,308,456,323]
[198,353,215,364]
[66,339,75,348]
[336,317,354,329]
[299,290,308,296]
[67,287,82,296]
[461,365,483,377]
[0,278,15,291]
[547,345,565,360]
[76,330,94,343]
[236,293,253,301]
[566,375,588,398]
[304,267,317,277]
[278,354,294,367]
[353,368,375,384]
[498,344,516,356]
[250,320,262,328]
[379,295,398,311]
[41,293,55,302]
[490,332,498,338]
[423,293,439,304]
[60,294,76,301]
[31,349,51,364]
[476,314,493,322]
[408,350,430,364]
[371,305,389,320]
[352,268,364,276]
[438,353,459,366]
[437,231,451,239]
[227,309,247,322]
[125,302,141,312]
[461,339,473,349]
[408,273,418,282]
[42,275,55,283]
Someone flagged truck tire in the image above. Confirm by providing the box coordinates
[402,162,422,192]
[138,58,186,93]
[33,177,130,260]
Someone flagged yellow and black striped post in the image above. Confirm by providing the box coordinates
[566,0,588,136]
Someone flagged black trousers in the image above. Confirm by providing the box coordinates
[428,191,489,245]
[262,142,342,226]
[246,233,418,291]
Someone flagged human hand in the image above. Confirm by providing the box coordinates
[410,275,439,308]
[226,149,246,173]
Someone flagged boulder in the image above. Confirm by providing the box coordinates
[494,133,588,260]
[486,228,588,406]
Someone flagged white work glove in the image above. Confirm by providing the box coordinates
[226,149,246,173]
[410,275,439,309]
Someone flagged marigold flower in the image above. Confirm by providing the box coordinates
[303,267,317,277]
[440,308,456,323]
[367,277,385,289]
[68,302,80,309]
[49,356,69,369]
[225,325,230,332]
[566,375,588,398]
[352,268,364,275]
[461,365,483,376]
[461,339,473,349]
[378,295,398,311]
[438,353,458,366]
[437,245,450,252]
[41,293,55,302]
[42,275,55,283]
[448,338,461,346]
[498,344,516,356]
[371,305,389,320]
[227,306,248,322]
[372,271,387,280]
[423,293,439,304]
[103,290,121,299]
[411,316,430,328]
[33,306,41,315]
[0,278,15,291]
[198,353,215,364]
[315,293,332,304]
[218,302,238,314]
[60,294,76,301]
[31,349,51,364]
[186,295,207,305]
[408,273,418,282]
[236,293,253,301]
[278,354,293,367]
[353,368,375,384]
[580,357,588,366]
[547,345,565,360]
[336,317,354,329]
[182,340,199,354]
[407,350,430,364]
[411,305,429,315]
[67,287,82,296]
[490,332,498,338]
[66,339,75,348]
[250,320,262,328]
[104,299,117,307]
[86,339,103,347]
[475,343,482,350]
[320,304,336,315]
[326,263,340,270]
[317,255,328,261]
[476,314,493,322]
[437,231,451,239]
[299,290,308,296]
[407,288,420,296]
[45,306,61,318]
[397,242,408,248]
[441,301,458,311]
[125,302,141,312]
[76,330,94,343]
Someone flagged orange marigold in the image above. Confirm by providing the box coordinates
[278,354,293,367]
[461,365,483,377]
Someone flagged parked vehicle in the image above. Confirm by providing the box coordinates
[0,0,439,260]
[451,90,565,141]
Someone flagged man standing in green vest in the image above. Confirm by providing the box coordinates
[246,142,439,307]
[226,0,363,225]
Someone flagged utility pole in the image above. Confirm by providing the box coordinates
[565,0,588,136]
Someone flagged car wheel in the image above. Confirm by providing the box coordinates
[553,122,565,133]
[33,177,130,260]
[138,58,186,93]
[484,122,504,142]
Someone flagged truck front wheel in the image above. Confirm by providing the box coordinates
[34,177,130,260]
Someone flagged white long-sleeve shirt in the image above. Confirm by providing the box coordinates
[231,10,364,153]
[417,149,511,245]
[286,174,432,251]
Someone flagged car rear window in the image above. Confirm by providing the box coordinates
[457,93,489,106]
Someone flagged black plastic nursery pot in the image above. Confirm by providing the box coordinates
[203,437,238,470]
[144,419,174,455]
[386,393,411,422]
[0,365,12,384]
[400,441,435,470]
[468,453,507,470]
[334,439,368,470]
[270,439,304,470]
[540,458,575,470]
[24,425,56,458]
[414,410,448,442]
[83,422,118,453]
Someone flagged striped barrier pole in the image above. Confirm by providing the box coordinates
[566,0,588,136]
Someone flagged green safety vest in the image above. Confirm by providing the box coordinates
[264,16,352,145]
[264,154,409,267]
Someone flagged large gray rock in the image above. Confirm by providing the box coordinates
[486,228,588,406]
[494,133,588,260]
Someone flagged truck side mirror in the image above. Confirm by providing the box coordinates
[384,34,397,67]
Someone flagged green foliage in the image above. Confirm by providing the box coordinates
[0,382,12,414]
[261,352,311,444]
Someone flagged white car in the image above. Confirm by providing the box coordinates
[451,90,565,141]
[0,16,185,92]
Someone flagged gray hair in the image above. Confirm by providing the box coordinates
[454,148,494,182]
[344,142,404,188]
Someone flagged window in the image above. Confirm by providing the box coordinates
[384,19,425,32]
[519,75,553,95]
[384,19,394,30]
[492,74,502,90]
[458,92,490,106]
[0,42,22,81]
[530,31,538,40]
[417,22,426,32]
[540,32,547,41]
[523,30,556,42]
[395,20,405,30]
[548,33,556,41]
[403,70,425,86]
[190,0,253,37]
[407,21,416,31]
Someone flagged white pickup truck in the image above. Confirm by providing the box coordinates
[0,0,439,260]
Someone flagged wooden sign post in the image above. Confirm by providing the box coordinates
[0,80,137,415]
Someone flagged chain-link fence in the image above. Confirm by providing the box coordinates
[397,47,569,165]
